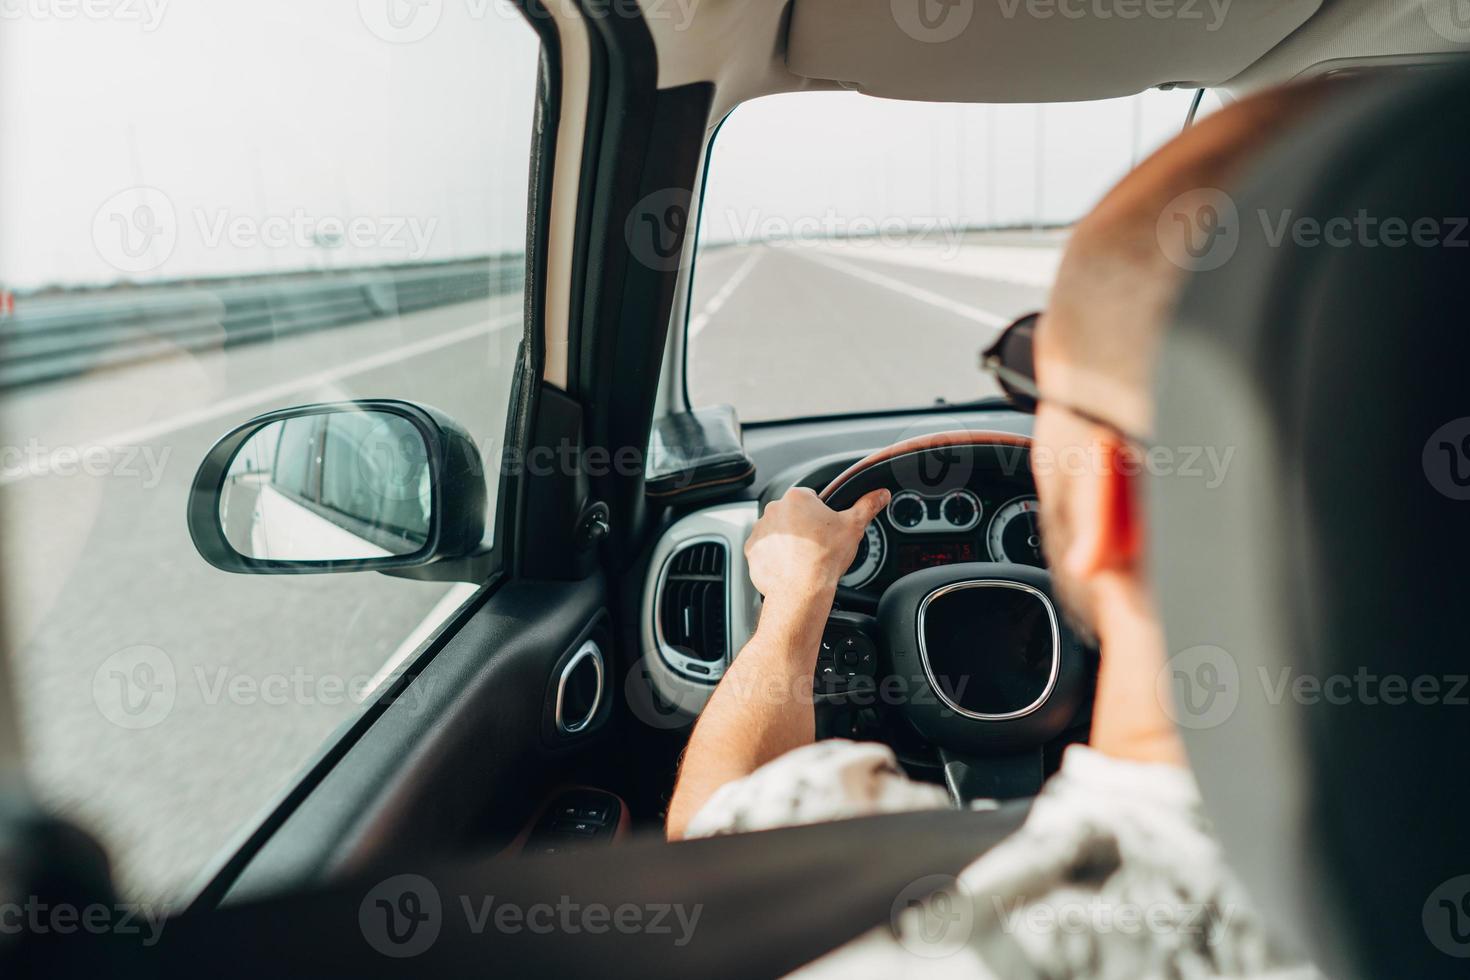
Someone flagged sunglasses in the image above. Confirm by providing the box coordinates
[980,312,1147,445]
[980,312,1043,413]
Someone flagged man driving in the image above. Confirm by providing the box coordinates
[666,81,1331,977]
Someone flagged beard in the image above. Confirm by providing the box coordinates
[1038,491,1100,649]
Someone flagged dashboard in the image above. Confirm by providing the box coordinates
[639,413,1044,711]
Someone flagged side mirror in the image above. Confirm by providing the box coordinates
[188,400,487,575]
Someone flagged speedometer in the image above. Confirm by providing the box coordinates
[987,495,1044,567]
[840,520,886,588]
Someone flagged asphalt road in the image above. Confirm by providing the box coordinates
[687,237,1056,420]
[2,231,1058,903]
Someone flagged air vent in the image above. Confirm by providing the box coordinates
[658,540,728,669]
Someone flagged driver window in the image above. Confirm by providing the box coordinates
[0,4,540,903]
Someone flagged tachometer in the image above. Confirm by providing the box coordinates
[840,520,886,588]
[987,495,1044,567]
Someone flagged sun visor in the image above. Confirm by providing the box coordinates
[785,0,1322,102]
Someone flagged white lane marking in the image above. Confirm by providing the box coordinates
[0,312,521,486]
[689,248,763,338]
[790,248,1011,329]
[806,239,1063,289]
[364,581,479,697]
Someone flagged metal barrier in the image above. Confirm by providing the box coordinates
[0,256,524,390]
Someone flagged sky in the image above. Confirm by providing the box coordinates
[700,88,1211,243]
[1,0,542,290]
[1,1,1213,291]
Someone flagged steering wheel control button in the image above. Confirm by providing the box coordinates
[816,626,878,692]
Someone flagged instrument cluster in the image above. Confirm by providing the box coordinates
[839,486,1043,593]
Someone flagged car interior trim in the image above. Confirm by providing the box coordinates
[640,503,761,712]
[539,0,592,390]
[651,534,732,684]
[915,580,1062,722]
[554,639,606,734]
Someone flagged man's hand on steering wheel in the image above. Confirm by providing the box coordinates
[669,485,890,837]
[745,487,891,615]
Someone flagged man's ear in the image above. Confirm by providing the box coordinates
[1058,432,1143,580]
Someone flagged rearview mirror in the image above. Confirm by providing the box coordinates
[188,400,487,575]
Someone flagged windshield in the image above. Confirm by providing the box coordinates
[686,90,1214,422]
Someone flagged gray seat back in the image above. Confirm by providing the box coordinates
[1149,67,1470,980]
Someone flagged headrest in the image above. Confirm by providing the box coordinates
[1148,66,1470,979]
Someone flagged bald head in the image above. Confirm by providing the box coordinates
[1040,82,1335,437]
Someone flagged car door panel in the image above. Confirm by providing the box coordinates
[220,575,613,905]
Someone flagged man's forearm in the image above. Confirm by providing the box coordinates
[665,589,831,839]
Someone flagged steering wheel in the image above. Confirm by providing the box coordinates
[815,431,1091,800]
